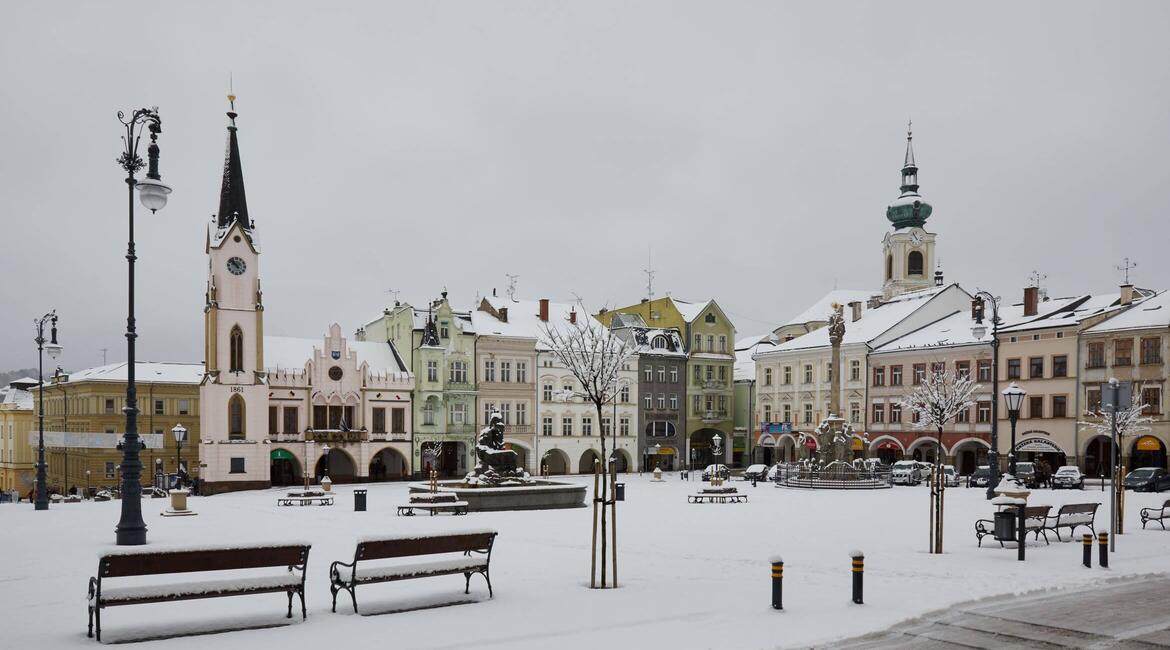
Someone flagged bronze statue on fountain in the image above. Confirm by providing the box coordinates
[465,411,528,486]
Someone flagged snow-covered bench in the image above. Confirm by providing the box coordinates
[1041,502,1099,541]
[329,530,497,614]
[975,505,1051,547]
[396,492,469,516]
[87,542,311,642]
[277,489,334,506]
[687,493,748,504]
[1140,499,1170,530]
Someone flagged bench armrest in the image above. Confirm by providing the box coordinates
[329,560,355,585]
[88,576,99,604]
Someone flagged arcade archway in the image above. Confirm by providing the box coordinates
[1131,436,1168,470]
[270,448,301,486]
[949,438,990,475]
[578,449,601,474]
[1083,435,1115,478]
[315,447,357,483]
[368,448,409,481]
[542,448,570,475]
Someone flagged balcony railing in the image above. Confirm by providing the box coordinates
[306,430,367,443]
[701,381,728,391]
[368,432,410,442]
[699,410,729,424]
[504,424,534,435]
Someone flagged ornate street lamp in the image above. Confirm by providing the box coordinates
[171,423,188,489]
[321,444,332,479]
[33,311,62,511]
[1002,382,1027,476]
[970,291,1002,499]
[114,107,173,546]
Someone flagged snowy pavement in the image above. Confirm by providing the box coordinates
[2,475,1169,649]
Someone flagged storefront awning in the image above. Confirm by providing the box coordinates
[1136,436,1163,452]
[271,449,295,460]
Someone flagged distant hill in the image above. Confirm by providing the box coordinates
[0,368,39,386]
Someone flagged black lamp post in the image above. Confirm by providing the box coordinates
[172,423,187,490]
[971,292,1002,499]
[115,107,172,546]
[33,312,62,510]
[1002,382,1027,477]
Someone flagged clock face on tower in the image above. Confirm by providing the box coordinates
[226,257,247,275]
[910,230,923,246]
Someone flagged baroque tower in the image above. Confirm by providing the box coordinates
[199,97,270,493]
[882,122,937,299]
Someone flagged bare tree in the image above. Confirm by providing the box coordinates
[541,309,635,589]
[901,367,980,554]
[1079,388,1152,443]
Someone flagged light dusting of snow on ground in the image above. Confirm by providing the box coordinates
[3,475,1169,649]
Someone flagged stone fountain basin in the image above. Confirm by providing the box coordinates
[408,479,587,511]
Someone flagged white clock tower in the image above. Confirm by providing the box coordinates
[882,123,937,299]
[200,99,270,494]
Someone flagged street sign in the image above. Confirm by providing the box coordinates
[1101,381,1133,413]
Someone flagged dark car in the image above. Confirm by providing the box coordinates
[742,464,769,482]
[1124,467,1170,492]
[1014,462,1037,488]
[970,465,991,488]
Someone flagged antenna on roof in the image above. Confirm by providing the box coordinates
[643,248,655,302]
[505,273,519,301]
[386,288,400,306]
[1029,270,1049,301]
[100,348,108,365]
[1117,257,1138,285]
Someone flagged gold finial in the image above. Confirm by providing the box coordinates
[228,72,236,111]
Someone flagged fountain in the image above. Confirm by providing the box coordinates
[409,411,586,510]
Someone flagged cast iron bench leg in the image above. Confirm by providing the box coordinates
[464,571,472,594]
[287,590,294,618]
[299,587,307,620]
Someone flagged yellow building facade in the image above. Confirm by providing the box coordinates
[0,381,36,494]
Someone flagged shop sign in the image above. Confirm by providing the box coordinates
[850,437,864,451]
[270,449,294,460]
[1013,438,1062,453]
[1136,436,1163,452]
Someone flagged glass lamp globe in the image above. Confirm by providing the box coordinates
[1002,382,1027,415]
[171,423,188,444]
[971,323,987,340]
[136,177,172,213]
[44,342,63,360]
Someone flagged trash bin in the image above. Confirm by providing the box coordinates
[354,489,367,512]
[994,510,1016,541]
[614,482,625,501]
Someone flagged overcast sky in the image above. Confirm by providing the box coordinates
[2,1,1167,372]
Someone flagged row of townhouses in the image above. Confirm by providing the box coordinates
[4,112,1166,496]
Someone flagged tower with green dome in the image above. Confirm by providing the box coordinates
[882,122,938,299]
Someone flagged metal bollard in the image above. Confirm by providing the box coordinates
[770,557,783,610]
[1098,531,1109,568]
[850,551,864,604]
[1082,533,1092,568]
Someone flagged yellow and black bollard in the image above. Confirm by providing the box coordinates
[850,551,864,604]
[1082,533,1092,568]
[770,557,783,610]
[1098,531,1109,568]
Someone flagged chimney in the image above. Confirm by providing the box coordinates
[971,298,984,321]
[1023,286,1038,316]
[492,288,497,297]
[640,298,649,304]
[1120,284,1134,306]
[499,307,508,323]
[867,296,882,310]
[539,298,550,322]
[569,309,577,324]
[849,301,862,323]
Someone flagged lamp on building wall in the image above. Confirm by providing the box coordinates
[171,423,188,489]
[115,106,173,546]
[1002,382,1027,476]
[34,311,62,511]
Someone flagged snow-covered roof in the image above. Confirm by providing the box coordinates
[264,336,408,373]
[780,289,881,328]
[473,296,585,350]
[734,334,777,381]
[873,294,1083,354]
[58,362,204,385]
[671,298,713,323]
[1084,290,1170,333]
[0,385,33,409]
[765,287,948,353]
[1000,289,1156,333]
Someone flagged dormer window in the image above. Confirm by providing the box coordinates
[704,313,716,324]
[651,336,667,350]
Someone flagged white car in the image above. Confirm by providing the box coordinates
[942,465,959,487]
[891,460,923,485]
[1052,465,1085,490]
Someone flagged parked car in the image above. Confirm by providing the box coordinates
[743,464,769,482]
[891,460,923,485]
[702,464,730,481]
[942,465,959,487]
[1052,466,1085,490]
[1124,467,1170,492]
[970,465,991,488]
[1014,462,1037,488]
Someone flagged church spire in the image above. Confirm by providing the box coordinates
[217,90,251,231]
[900,120,918,194]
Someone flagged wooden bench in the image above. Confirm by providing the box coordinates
[278,490,334,507]
[687,493,748,504]
[87,543,311,642]
[1140,499,1170,530]
[397,492,468,516]
[975,505,1051,547]
[1041,503,1099,541]
[329,530,496,614]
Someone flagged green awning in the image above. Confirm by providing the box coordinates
[271,449,295,460]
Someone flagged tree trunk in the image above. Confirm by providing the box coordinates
[597,401,607,587]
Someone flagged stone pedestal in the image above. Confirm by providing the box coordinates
[161,489,197,517]
[322,476,333,492]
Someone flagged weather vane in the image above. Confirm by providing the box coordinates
[1117,257,1138,284]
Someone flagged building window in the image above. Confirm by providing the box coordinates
[804,365,813,384]
[482,402,495,424]
[849,402,860,423]
[669,367,678,383]
[229,457,245,474]
[1051,395,1067,418]
[283,406,298,434]
[872,367,885,387]
[763,404,773,422]
[651,336,667,350]
[229,325,244,373]
[669,394,678,410]
[718,366,727,382]
[1007,359,1021,380]
[562,417,573,436]
[657,394,666,410]
[269,406,279,435]
[872,403,885,423]
[1029,396,1043,419]
[889,403,902,423]
[620,386,630,403]
[516,361,528,383]
[1052,355,1068,377]
[491,403,503,425]
[516,402,527,426]
[955,361,970,379]
[1029,357,1044,379]
[178,399,191,416]
[543,384,554,401]
[764,368,773,386]
[583,416,594,435]
[1141,337,1162,365]
[719,335,727,352]
[644,367,653,382]
[500,361,512,383]
[313,405,327,429]
[707,335,714,352]
[602,417,612,436]
[228,395,245,440]
[391,408,405,433]
[956,406,971,423]
[440,321,449,339]
[1142,387,1162,415]
[913,363,926,384]
[542,416,553,436]
[423,402,435,425]
[449,361,466,383]
[705,313,716,324]
[782,404,792,423]
[644,395,652,409]
[652,366,662,382]
[693,365,701,382]
[1086,342,1105,368]
[105,462,115,479]
[850,360,861,382]
[783,366,792,385]
[977,401,991,423]
[619,417,630,436]
[483,360,495,382]
[153,400,165,415]
[977,360,992,382]
[803,404,813,424]
[694,334,702,351]
[427,361,438,383]
[1115,339,1133,366]
[372,407,386,433]
[105,398,116,415]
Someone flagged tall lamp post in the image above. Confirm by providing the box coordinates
[171,423,187,489]
[971,292,1002,499]
[711,433,723,481]
[33,312,62,510]
[321,444,331,480]
[115,107,172,546]
[1002,383,1027,477]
